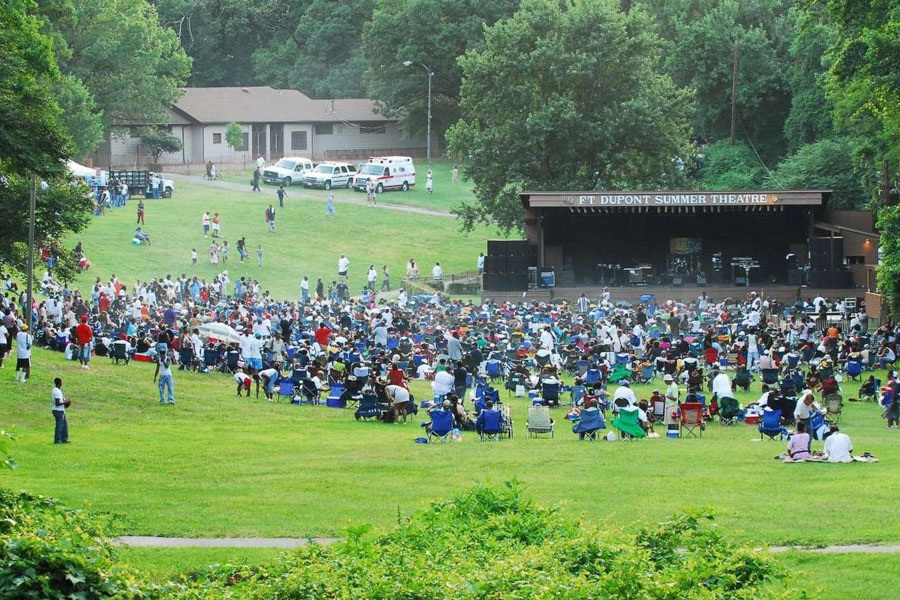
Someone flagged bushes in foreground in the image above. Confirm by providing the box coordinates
[1,483,805,599]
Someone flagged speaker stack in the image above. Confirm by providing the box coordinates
[483,240,534,291]
[808,237,851,288]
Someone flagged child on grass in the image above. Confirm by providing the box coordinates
[191,249,197,265]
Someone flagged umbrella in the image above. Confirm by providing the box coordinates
[198,322,240,344]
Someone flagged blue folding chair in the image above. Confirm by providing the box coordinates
[428,410,456,443]
[585,368,601,386]
[277,378,295,402]
[477,409,504,441]
[541,381,561,407]
[485,360,503,382]
[572,408,606,440]
[846,360,862,380]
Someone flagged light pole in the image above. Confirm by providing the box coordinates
[403,60,433,164]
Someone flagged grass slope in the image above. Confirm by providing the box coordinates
[2,349,898,548]
[67,174,503,300]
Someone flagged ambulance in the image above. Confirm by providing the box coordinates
[351,156,416,193]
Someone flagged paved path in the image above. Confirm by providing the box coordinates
[116,536,340,548]
[165,173,453,218]
[115,536,900,553]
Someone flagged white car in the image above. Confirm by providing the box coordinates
[302,162,357,189]
[262,157,314,186]
[352,156,416,193]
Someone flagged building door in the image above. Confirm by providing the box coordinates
[269,124,284,159]
[251,124,267,158]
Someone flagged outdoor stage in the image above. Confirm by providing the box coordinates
[482,189,880,308]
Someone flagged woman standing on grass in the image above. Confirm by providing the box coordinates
[209,240,219,265]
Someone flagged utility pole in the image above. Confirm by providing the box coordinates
[26,174,35,330]
[730,42,740,146]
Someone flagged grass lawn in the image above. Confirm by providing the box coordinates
[68,175,504,300]
[2,349,897,548]
[214,159,473,212]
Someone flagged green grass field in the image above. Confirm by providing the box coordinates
[67,172,502,300]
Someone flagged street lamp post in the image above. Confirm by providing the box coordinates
[403,60,433,164]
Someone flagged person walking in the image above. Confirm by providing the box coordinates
[257,244,264,268]
[425,168,434,194]
[51,377,70,444]
[381,265,390,291]
[300,276,310,304]
[277,184,286,208]
[202,211,210,237]
[154,352,175,404]
[212,212,221,238]
[237,237,247,263]
[325,192,335,217]
[15,324,32,383]
[266,205,276,232]
[451,165,460,184]
[366,179,377,206]
[136,200,145,225]
[221,240,229,263]
[252,167,261,192]
[367,265,377,291]
[75,314,93,370]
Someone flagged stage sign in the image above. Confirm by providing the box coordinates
[521,189,828,208]
[670,237,701,255]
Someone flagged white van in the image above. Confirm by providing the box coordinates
[352,156,416,193]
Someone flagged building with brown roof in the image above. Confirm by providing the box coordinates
[92,86,425,168]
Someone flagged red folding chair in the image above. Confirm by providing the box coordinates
[680,402,705,438]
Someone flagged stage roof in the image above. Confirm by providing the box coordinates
[521,189,829,209]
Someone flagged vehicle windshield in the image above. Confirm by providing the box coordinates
[358,165,384,175]
[314,165,334,174]
[274,160,296,169]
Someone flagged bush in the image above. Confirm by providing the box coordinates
[446,281,481,295]
[0,489,164,599]
[179,482,805,599]
[697,140,768,190]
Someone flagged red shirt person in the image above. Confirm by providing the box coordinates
[314,323,332,349]
[75,314,94,369]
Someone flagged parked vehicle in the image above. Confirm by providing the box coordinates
[108,170,174,197]
[262,157,314,186]
[352,156,416,193]
[302,162,357,189]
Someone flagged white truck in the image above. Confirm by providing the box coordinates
[302,162,357,189]
[261,157,314,186]
[351,156,416,193]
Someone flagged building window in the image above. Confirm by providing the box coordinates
[846,255,866,265]
[212,133,222,144]
[315,123,333,135]
[291,130,308,150]
[359,122,386,134]
[235,132,249,152]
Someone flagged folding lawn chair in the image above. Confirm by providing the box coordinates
[276,378,295,402]
[478,409,504,441]
[637,364,654,384]
[607,363,630,384]
[499,403,513,439]
[758,409,787,440]
[504,372,524,397]
[611,407,646,439]
[110,341,130,365]
[299,378,320,404]
[354,392,383,420]
[650,399,666,423]
[718,396,741,425]
[485,359,503,382]
[428,410,456,443]
[846,360,863,381]
[761,368,779,385]
[572,408,605,440]
[541,381,561,407]
[527,405,554,438]
[585,368,602,386]
[824,393,843,424]
[202,347,219,371]
[679,402,704,438]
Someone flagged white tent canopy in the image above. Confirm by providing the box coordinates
[66,160,96,178]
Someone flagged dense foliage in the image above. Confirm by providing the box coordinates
[141,128,184,162]
[765,137,867,208]
[447,0,692,231]
[876,206,900,315]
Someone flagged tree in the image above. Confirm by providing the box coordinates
[876,205,900,316]
[54,75,103,158]
[765,138,867,208]
[225,122,244,152]
[696,140,767,190]
[0,0,72,178]
[140,128,183,162]
[363,0,520,144]
[446,0,692,231]
[39,0,191,145]
[783,8,835,151]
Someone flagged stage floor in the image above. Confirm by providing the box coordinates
[481,284,866,305]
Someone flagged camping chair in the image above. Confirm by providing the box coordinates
[276,378,295,402]
[637,364,654,384]
[225,350,240,373]
[354,392,383,421]
[299,378,320,404]
[110,341,130,365]
[761,368,779,385]
[541,381,561,407]
[326,383,345,408]
[478,409,504,441]
[505,372,525,397]
[611,407,646,439]
[570,384,585,407]
[202,347,219,371]
[824,393,843,424]
[527,405,554,438]
[485,359,503,382]
[572,408,605,440]
[499,404,513,439]
[585,368,602,386]
[607,363,630,384]
[679,402,704,438]
[574,359,590,378]
[718,396,741,426]
[846,360,863,381]
[650,399,666,423]
[428,410,456,443]
[734,368,751,392]
[758,409,787,440]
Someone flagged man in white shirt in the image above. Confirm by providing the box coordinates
[367,266,377,290]
[432,367,455,397]
[0,321,8,367]
[15,324,33,383]
[432,262,443,281]
[612,380,637,410]
[337,255,350,279]
[824,426,853,462]
[256,155,266,169]
[711,371,733,400]
[539,326,554,351]
[51,377,70,444]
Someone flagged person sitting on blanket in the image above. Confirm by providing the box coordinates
[823,425,853,463]
[786,420,812,461]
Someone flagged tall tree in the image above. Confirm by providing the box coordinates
[0,0,72,177]
[363,0,520,143]
[446,0,692,231]
[765,138,867,208]
[783,7,835,150]
[41,0,191,141]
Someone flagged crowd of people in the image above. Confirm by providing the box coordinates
[2,264,898,453]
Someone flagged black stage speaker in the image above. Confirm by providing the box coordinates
[809,237,844,272]
[787,269,801,286]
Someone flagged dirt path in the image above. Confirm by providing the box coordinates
[165,173,454,218]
